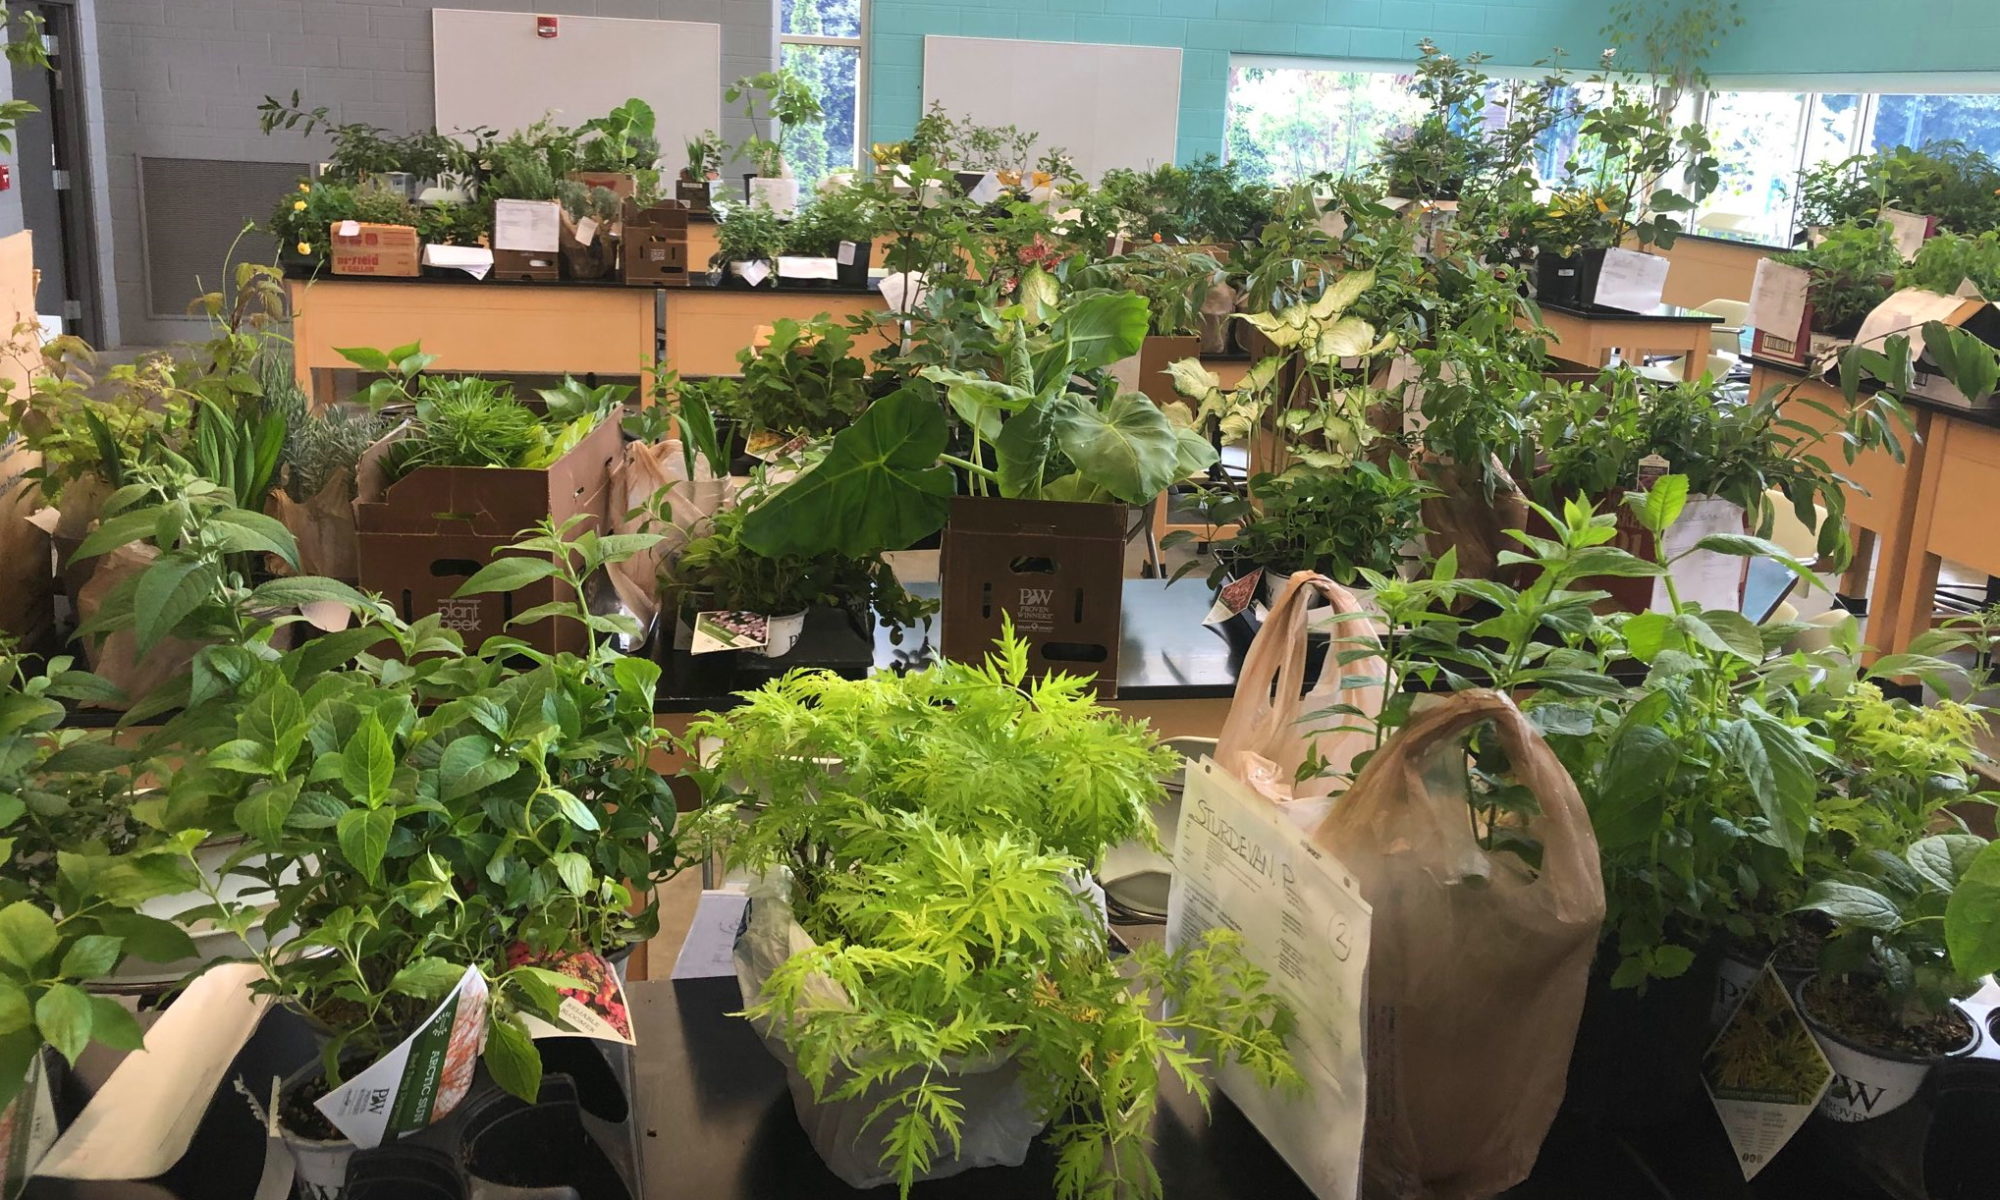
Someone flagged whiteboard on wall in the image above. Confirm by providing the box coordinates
[432,9,721,164]
[921,36,1181,180]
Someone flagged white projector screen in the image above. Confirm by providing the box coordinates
[921,36,1182,180]
[432,9,722,167]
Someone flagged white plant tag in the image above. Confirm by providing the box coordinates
[837,240,857,266]
[574,216,598,246]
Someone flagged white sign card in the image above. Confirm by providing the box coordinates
[735,260,772,288]
[1650,495,1752,613]
[968,172,1003,206]
[493,199,560,253]
[421,244,494,281]
[316,966,488,1148]
[1703,965,1833,1178]
[1592,246,1671,313]
[1167,759,1371,1200]
[671,890,754,980]
[776,255,839,281]
[1880,208,1931,261]
[1747,258,1810,339]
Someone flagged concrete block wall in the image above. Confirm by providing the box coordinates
[93,0,777,348]
[870,0,1603,162]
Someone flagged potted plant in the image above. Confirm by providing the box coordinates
[726,69,822,216]
[711,202,785,288]
[661,489,933,658]
[483,125,573,282]
[572,97,660,198]
[555,179,623,281]
[1774,220,1903,339]
[1187,459,1430,618]
[684,626,1298,1198]
[1524,185,1626,308]
[267,355,396,582]
[1076,243,1228,406]
[1795,140,2000,241]
[780,187,880,288]
[678,129,724,211]
[1899,227,2000,299]
[724,315,870,439]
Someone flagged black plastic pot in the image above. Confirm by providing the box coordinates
[1564,942,1721,1130]
[835,239,873,289]
[347,1145,464,1200]
[462,1075,634,1200]
[1536,248,1607,309]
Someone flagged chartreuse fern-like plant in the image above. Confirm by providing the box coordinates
[687,625,1299,1200]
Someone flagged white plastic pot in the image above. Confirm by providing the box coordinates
[281,1125,356,1200]
[759,610,807,658]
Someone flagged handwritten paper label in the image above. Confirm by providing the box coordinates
[1747,258,1810,340]
[837,240,857,266]
[1593,246,1671,312]
[1880,208,1931,261]
[671,890,753,980]
[493,199,560,253]
[777,255,839,280]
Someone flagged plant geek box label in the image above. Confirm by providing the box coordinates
[1167,759,1371,1200]
[317,966,488,1148]
[1702,964,1833,1178]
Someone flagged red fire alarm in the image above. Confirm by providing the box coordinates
[0,166,11,191]
[536,14,558,37]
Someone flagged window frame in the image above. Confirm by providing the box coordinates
[778,0,868,177]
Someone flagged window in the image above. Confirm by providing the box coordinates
[1224,60,1428,185]
[779,0,864,191]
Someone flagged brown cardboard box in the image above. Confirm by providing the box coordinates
[492,248,560,282]
[1750,303,1816,368]
[939,496,1125,696]
[621,198,691,286]
[352,410,624,654]
[568,170,637,199]
[1137,335,1198,407]
[329,222,420,277]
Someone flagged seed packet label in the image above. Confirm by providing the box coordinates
[1203,568,1262,627]
[508,947,634,1045]
[1702,965,1833,1179]
[494,198,560,253]
[1880,207,1931,261]
[316,965,488,1149]
[671,889,753,980]
[691,610,770,655]
[837,240,857,266]
[968,171,1003,205]
[574,216,598,246]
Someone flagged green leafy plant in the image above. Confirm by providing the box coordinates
[1185,459,1430,588]
[379,376,605,482]
[727,316,869,437]
[1795,141,2000,236]
[727,69,822,178]
[686,629,1298,1199]
[1550,56,1719,249]
[782,188,880,257]
[414,198,493,247]
[1221,269,1395,468]
[1776,220,1902,335]
[1899,228,2000,299]
[712,202,787,267]
[682,130,725,182]
[268,363,392,503]
[576,97,659,173]
[1074,243,1229,338]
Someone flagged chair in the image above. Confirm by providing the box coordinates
[1695,297,1751,380]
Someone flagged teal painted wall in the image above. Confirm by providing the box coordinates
[868,0,1605,163]
[1708,2,2000,78]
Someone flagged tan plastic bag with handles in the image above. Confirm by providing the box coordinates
[1314,689,1604,1200]
[1214,571,1386,832]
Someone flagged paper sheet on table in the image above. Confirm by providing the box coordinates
[1747,258,1809,338]
[315,965,488,1148]
[1703,965,1832,1179]
[1880,208,1931,261]
[36,964,271,1180]
[672,889,753,979]
[493,199,560,253]
[422,244,493,280]
[1651,496,1749,613]
[1167,759,1370,1200]
[1593,247,1670,312]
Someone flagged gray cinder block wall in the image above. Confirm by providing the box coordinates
[93,0,778,348]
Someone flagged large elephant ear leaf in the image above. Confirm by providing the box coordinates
[1051,394,1182,505]
[738,387,955,558]
[1309,269,1375,322]
[995,402,1060,500]
[1048,292,1149,376]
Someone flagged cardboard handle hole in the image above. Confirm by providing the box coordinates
[979,581,992,619]
[1009,556,1058,574]
[429,559,482,578]
[1041,641,1109,664]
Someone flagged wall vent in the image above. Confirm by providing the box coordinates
[139,157,304,319]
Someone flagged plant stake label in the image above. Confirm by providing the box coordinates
[316,965,488,1148]
[1880,208,1931,261]
[1203,568,1262,627]
[691,610,770,654]
[1167,759,1371,1200]
[837,240,857,266]
[671,889,753,980]
[508,947,634,1045]
[1702,965,1833,1178]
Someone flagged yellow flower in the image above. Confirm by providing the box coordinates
[1594,197,1609,213]
[297,181,310,193]
[296,241,312,255]
[292,199,307,212]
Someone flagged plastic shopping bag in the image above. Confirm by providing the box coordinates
[1214,571,1386,832]
[1313,690,1605,1200]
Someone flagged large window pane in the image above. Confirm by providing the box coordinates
[781,0,860,39]
[781,42,859,190]
[1869,94,2000,157]
[1696,91,1807,244]
[1224,63,1427,185]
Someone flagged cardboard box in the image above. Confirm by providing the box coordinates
[352,410,624,654]
[492,248,560,282]
[328,222,420,277]
[1858,287,2000,408]
[939,496,1125,696]
[568,170,637,200]
[621,198,690,286]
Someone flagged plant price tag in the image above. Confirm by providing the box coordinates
[691,611,770,655]
[316,965,489,1148]
[574,216,598,246]
[837,240,857,266]
[508,947,635,1046]
[1702,964,1833,1179]
[1203,568,1261,627]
